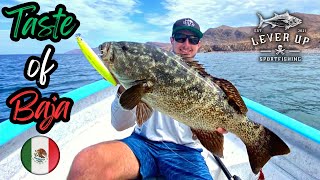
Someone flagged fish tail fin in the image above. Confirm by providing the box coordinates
[245,124,290,174]
[257,13,264,28]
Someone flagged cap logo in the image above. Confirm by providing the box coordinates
[183,19,195,27]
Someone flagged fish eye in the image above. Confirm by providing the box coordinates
[122,45,129,51]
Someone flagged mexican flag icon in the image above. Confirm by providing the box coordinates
[21,136,60,175]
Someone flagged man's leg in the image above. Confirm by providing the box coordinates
[68,141,140,180]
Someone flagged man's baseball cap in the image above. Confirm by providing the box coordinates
[172,18,203,38]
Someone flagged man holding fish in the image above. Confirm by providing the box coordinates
[68,17,289,179]
[68,18,227,180]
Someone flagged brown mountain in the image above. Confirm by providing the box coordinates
[200,25,254,52]
[64,43,170,54]
[65,47,99,54]
[65,13,320,54]
[145,42,172,51]
[200,12,320,52]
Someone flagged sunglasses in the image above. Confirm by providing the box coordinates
[173,33,200,45]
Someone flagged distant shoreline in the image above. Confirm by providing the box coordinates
[201,48,320,54]
[1,48,319,56]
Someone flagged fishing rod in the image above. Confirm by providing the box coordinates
[213,155,241,180]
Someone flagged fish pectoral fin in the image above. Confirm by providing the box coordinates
[271,24,277,28]
[191,129,224,157]
[211,77,248,114]
[136,101,153,126]
[119,81,152,110]
[283,19,289,23]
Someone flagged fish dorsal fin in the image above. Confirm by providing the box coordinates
[183,58,248,114]
[119,80,152,110]
[183,58,211,77]
[211,77,248,114]
[136,101,153,126]
[191,129,224,157]
[274,13,278,16]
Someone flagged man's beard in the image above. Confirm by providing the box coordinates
[173,50,195,58]
[178,54,196,58]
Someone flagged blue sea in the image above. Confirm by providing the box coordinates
[0,53,319,130]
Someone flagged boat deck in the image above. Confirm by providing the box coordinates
[0,86,319,180]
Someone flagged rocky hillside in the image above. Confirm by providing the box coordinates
[65,13,320,54]
[65,43,170,54]
[145,42,172,51]
[200,13,320,52]
[64,47,99,54]
[200,25,253,52]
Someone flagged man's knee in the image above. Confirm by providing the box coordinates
[68,147,92,179]
[68,146,113,179]
[68,141,138,179]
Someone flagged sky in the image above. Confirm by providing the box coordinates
[1,0,320,54]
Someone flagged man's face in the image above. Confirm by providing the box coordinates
[170,30,201,58]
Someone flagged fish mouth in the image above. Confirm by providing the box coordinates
[297,18,302,24]
[101,42,115,64]
[100,42,118,83]
[104,43,111,57]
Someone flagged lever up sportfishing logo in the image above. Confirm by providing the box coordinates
[251,11,311,62]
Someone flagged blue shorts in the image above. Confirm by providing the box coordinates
[120,133,213,180]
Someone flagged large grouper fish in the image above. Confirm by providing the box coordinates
[99,41,290,174]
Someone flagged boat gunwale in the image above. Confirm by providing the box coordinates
[0,80,319,146]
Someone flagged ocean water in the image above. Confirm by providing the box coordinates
[0,54,102,123]
[0,53,319,130]
[197,52,320,130]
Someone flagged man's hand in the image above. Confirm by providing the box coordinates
[216,127,228,134]
[117,85,126,96]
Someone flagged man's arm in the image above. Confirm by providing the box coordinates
[110,86,136,131]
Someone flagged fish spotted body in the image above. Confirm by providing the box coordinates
[100,41,290,174]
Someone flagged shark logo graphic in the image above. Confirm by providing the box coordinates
[251,11,309,62]
[257,11,302,30]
